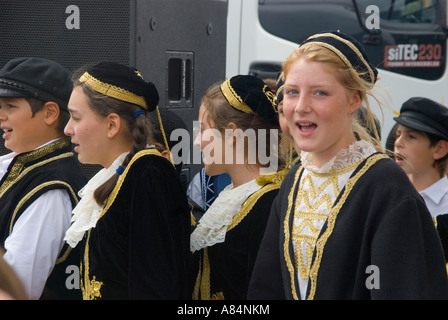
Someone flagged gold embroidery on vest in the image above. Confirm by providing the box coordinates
[200,248,211,300]
[0,138,71,197]
[283,166,303,300]
[194,178,282,300]
[99,149,163,221]
[283,153,388,300]
[80,149,162,300]
[81,230,104,300]
[293,172,344,280]
[227,182,280,232]
[211,291,225,300]
[9,180,78,235]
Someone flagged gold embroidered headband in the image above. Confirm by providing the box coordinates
[220,78,254,114]
[220,75,279,126]
[300,31,378,84]
[79,71,148,110]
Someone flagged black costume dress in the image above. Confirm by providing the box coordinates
[0,138,87,299]
[249,151,448,299]
[79,149,190,300]
[436,214,448,262]
[191,171,286,300]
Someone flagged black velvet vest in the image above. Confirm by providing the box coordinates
[0,139,87,299]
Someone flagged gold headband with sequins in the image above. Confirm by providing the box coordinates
[301,32,376,84]
[79,72,148,110]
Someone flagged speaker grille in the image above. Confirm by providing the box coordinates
[0,1,132,178]
[0,0,131,71]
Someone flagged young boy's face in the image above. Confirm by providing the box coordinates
[0,97,48,153]
[394,124,437,175]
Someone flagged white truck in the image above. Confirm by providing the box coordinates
[226,0,448,145]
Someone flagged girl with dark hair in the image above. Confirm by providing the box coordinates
[63,62,190,300]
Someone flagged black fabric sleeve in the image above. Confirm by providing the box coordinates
[247,193,286,300]
[128,157,190,299]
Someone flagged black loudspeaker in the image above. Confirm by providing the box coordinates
[0,0,227,183]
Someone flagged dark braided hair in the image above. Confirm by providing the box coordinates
[72,62,160,206]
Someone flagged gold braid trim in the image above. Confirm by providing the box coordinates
[81,148,164,300]
[193,247,217,300]
[81,230,103,300]
[79,72,148,110]
[155,105,171,156]
[9,179,79,265]
[189,202,196,227]
[229,169,286,232]
[255,169,288,186]
[0,139,71,197]
[304,32,375,84]
[99,148,163,221]
[220,79,253,114]
[227,181,281,232]
[55,246,72,265]
[275,84,284,104]
[194,172,285,300]
[9,180,78,235]
[264,85,277,113]
[79,72,171,157]
[283,153,388,300]
[194,248,225,300]
[221,79,277,116]
[283,167,303,300]
[201,248,212,300]
[192,254,202,299]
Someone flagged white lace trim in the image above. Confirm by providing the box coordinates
[190,179,262,253]
[300,140,377,173]
[64,152,129,248]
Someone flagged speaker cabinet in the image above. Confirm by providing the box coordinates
[0,0,227,184]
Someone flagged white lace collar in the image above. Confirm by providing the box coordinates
[300,140,377,174]
[190,179,262,253]
[64,152,128,248]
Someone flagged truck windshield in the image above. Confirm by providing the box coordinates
[356,0,438,24]
[258,0,446,80]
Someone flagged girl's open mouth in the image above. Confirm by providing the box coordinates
[297,122,317,136]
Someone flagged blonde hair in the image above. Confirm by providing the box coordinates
[283,44,384,152]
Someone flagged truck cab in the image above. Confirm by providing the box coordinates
[227,0,448,145]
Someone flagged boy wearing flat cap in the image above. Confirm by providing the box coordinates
[0,57,86,299]
[394,96,448,261]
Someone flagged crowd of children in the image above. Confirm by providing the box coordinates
[0,30,447,300]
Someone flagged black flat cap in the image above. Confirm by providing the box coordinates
[220,74,278,126]
[394,97,448,140]
[0,57,72,110]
